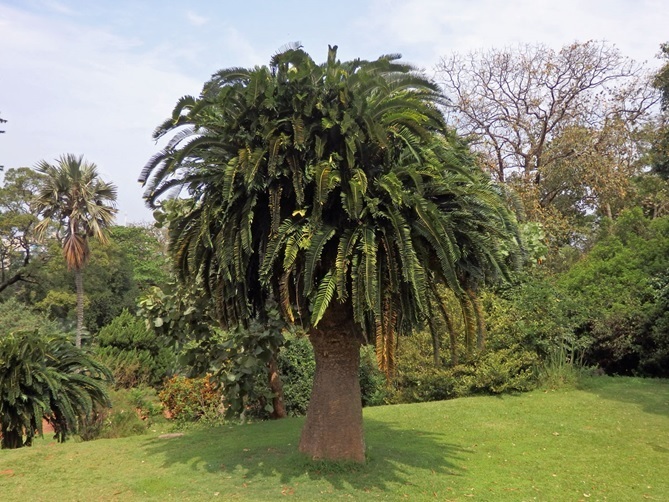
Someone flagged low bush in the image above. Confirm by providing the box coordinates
[78,386,162,440]
[0,299,112,448]
[158,375,223,424]
[389,330,540,404]
[359,345,389,407]
[277,334,316,416]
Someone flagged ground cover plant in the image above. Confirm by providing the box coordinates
[1,376,667,500]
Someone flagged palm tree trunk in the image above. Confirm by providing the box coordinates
[268,354,287,419]
[74,268,85,348]
[298,301,365,462]
[467,289,487,351]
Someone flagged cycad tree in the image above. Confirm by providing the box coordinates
[0,299,111,449]
[34,154,117,347]
[140,45,520,462]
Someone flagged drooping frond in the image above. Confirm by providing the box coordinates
[303,226,336,296]
[310,270,337,325]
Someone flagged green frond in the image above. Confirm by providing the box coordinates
[375,292,397,379]
[303,225,336,296]
[310,270,337,325]
[334,227,361,301]
[280,269,295,323]
[413,199,463,294]
[349,254,365,325]
[376,172,404,206]
[361,226,378,312]
[260,219,300,283]
[343,168,368,219]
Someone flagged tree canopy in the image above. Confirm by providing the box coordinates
[437,41,659,244]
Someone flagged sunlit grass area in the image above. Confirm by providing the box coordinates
[1,376,668,501]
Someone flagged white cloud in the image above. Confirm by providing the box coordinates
[186,10,208,26]
[363,0,669,70]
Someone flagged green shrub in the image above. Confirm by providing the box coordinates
[637,275,669,377]
[390,330,540,404]
[359,345,389,407]
[557,210,669,375]
[277,334,316,416]
[95,309,176,388]
[0,299,112,448]
[79,386,160,440]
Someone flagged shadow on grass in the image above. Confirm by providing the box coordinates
[579,376,669,417]
[141,416,469,494]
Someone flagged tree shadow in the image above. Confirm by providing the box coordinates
[578,376,669,417]
[141,416,470,495]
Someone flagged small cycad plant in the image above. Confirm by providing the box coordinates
[0,300,112,448]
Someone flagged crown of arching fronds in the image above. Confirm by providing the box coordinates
[33,154,118,270]
[139,46,520,361]
[0,329,111,448]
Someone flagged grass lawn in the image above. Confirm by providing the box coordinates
[1,376,668,501]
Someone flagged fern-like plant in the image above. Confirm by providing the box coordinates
[0,300,111,448]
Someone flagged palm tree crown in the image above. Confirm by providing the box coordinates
[140,45,519,345]
[34,154,117,270]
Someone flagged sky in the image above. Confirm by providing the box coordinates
[1,0,667,224]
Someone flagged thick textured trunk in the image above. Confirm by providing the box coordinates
[74,268,85,348]
[268,354,287,419]
[299,301,365,462]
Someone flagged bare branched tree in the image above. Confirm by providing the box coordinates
[438,41,658,185]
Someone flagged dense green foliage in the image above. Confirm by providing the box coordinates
[0,299,112,448]
[0,167,41,295]
[558,209,669,375]
[11,225,168,335]
[390,328,540,403]
[95,309,176,388]
[32,238,137,333]
[108,225,170,291]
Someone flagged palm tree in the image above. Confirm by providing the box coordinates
[140,45,520,462]
[34,154,117,347]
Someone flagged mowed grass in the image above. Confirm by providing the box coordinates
[1,376,668,501]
